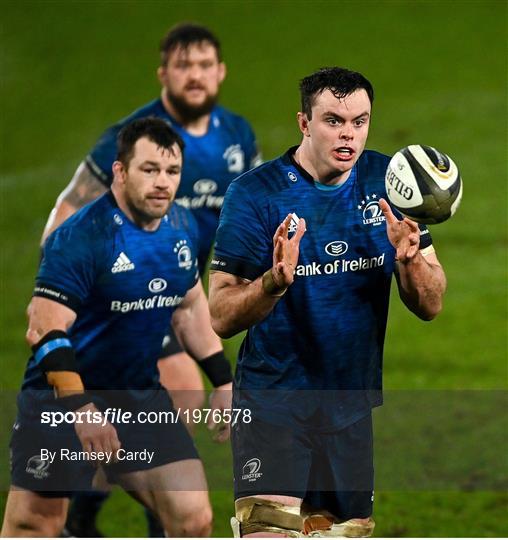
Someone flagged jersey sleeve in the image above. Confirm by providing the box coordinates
[34,226,96,312]
[84,125,120,187]
[211,180,271,281]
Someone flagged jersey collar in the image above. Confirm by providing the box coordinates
[283,146,357,189]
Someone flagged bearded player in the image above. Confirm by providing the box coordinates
[2,118,233,538]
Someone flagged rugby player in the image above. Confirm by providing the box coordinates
[208,68,447,537]
[1,118,233,538]
[40,22,260,536]
[42,21,259,425]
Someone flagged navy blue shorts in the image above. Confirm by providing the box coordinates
[10,387,198,497]
[232,412,374,520]
[160,326,184,357]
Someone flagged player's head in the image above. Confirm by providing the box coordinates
[157,23,226,122]
[112,118,184,226]
[297,67,374,181]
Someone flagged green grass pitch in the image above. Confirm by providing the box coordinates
[1,0,507,536]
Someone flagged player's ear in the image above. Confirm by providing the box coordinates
[297,112,310,137]
[218,61,226,84]
[112,161,126,183]
[157,65,167,86]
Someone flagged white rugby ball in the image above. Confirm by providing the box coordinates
[385,144,462,224]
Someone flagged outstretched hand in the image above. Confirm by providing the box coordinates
[379,198,420,263]
[271,214,306,289]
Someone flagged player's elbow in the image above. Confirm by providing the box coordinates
[209,288,235,338]
[210,315,236,340]
[418,300,443,321]
[25,328,40,348]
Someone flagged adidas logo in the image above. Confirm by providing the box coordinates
[111,252,135,273]
[288,213,300,234]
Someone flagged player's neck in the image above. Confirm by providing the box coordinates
[294,144,352,186]
[111,187,162,232]
[161,91,210,136]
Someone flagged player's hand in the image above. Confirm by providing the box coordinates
[379,198,420,263]
[271,214,306,288]
[207,382,233,443]
[74,402,121,464]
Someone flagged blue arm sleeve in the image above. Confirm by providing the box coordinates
[211,180,272,281]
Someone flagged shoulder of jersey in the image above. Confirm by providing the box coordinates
[62,191,115,236]
[213,105,252,132]
[46,194,113,247]
[358,149,391,178]
[229,154,288,196]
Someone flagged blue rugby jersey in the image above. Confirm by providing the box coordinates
[85,99,261,271]
[211,147,433,429]
[23,193,199,392]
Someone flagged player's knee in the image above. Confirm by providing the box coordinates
[160,502,212,537]
[183,505,212,537]
[2,492,67,538]
[4,511,66,537]
[233,497,303,537]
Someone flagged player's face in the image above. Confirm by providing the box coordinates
[298,88,371,180]
[120,137,182,222]
[158,42,226,120]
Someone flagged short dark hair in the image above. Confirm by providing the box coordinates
[160,22,221,66]
[117,117,185,166]
[299,67,374,119]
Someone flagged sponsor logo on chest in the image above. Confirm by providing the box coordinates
[295,253,385,277]
[111,294,184,313]
[109,236,193,313]
[176,179,224,210]
[111,252,135,273]
[287,214,387,278]
[110,276,183,313]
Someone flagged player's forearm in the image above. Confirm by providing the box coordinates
[209,272,281,339]
[172,286,223,360]
[173,311,223,361]
[396,254,447,320]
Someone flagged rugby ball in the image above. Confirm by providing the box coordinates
[385,145,462,224]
